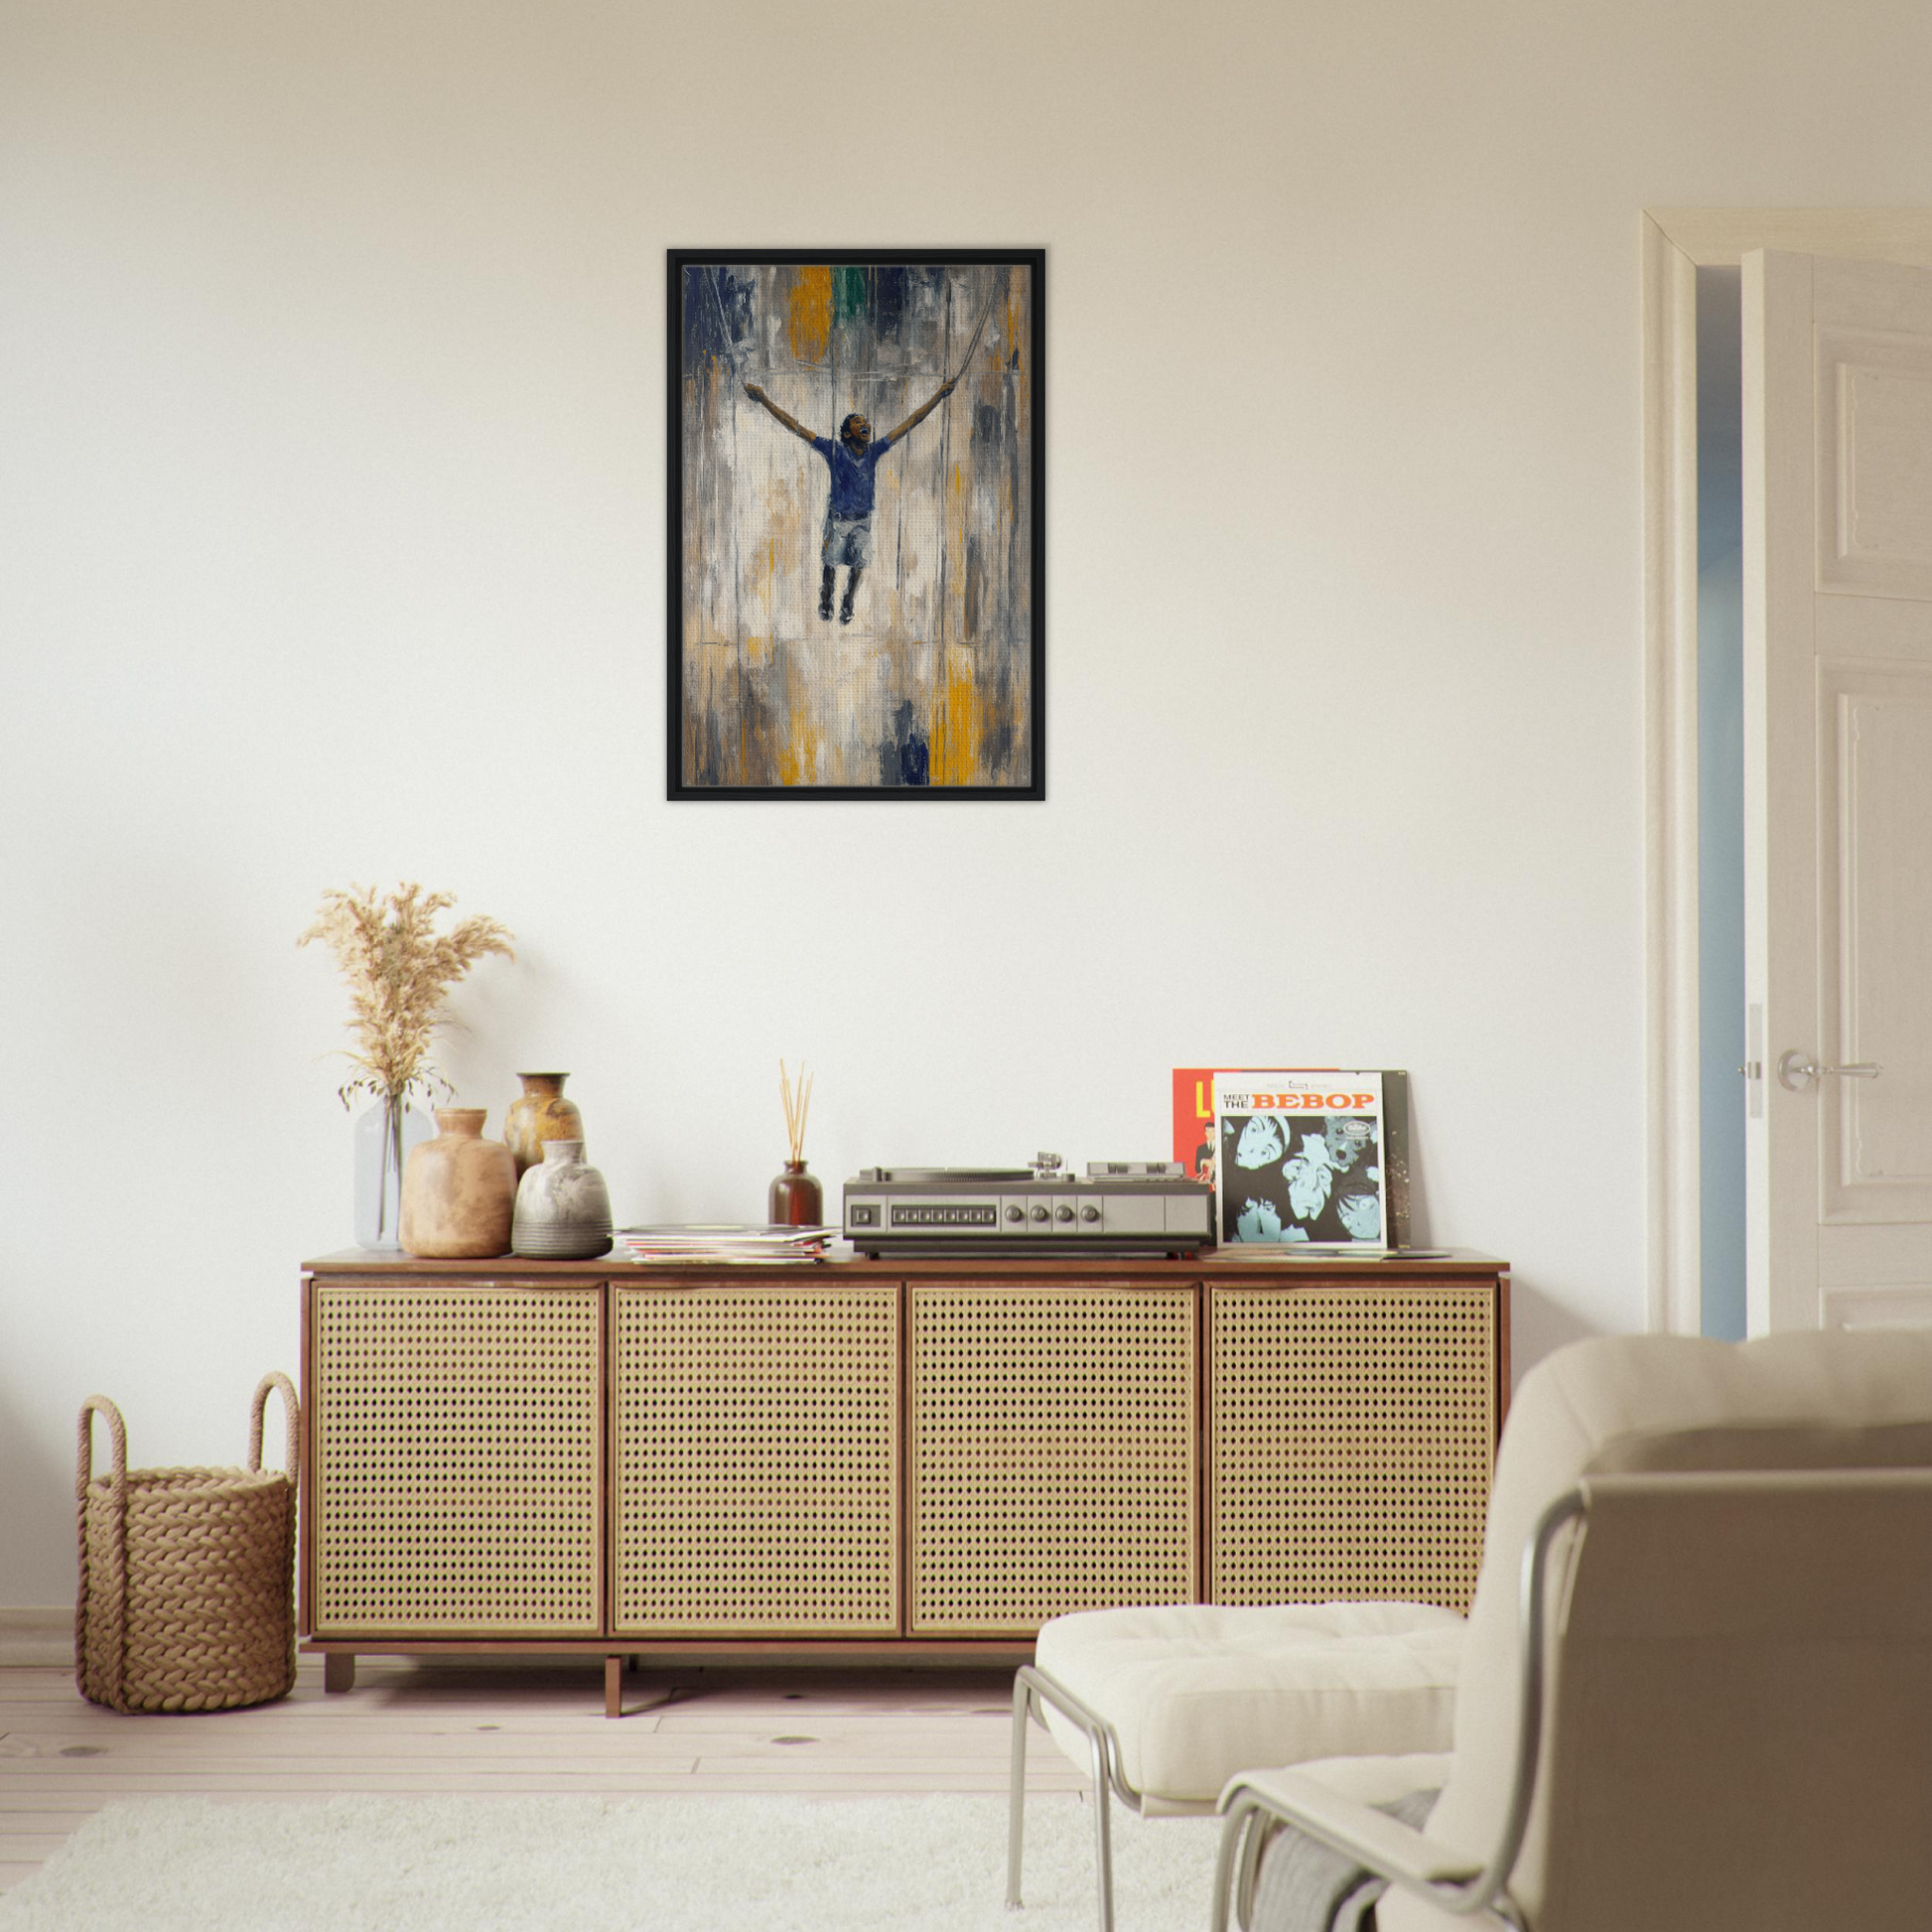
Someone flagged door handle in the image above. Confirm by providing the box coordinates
[1777,1050,1882,1091]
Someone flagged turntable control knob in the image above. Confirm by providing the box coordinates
[1030,1205,1050,1223]
[1080,1205,1101,1223]
[1005,1204,1025,1223]
[1035,1153,1063,1173]
[1055,1204,1075,1223]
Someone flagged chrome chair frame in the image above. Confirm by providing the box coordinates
[1007,1662,1174,1932]
[1208,1489,1587,1932]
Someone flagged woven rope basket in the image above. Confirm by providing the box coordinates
[75,1373,300,1714]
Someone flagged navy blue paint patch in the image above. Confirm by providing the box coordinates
[874,265,909,339]
[880,699,920,787]
[697,708,726,787]
[899,729,930,787]
[683,266,753,374]
[682,267,721,372]
[963,534,984,640]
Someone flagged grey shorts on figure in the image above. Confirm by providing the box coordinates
[822,512,873,569]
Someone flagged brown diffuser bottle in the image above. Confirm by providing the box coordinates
[769,1059,824,1227]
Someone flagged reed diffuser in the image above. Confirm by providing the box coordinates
[769,1058,823,1227]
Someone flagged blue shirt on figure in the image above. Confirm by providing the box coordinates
[811,434,896,519]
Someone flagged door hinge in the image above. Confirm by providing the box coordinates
[1741,1005,1765,1119]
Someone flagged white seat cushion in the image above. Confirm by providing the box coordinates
[1033,1601,1465,1811]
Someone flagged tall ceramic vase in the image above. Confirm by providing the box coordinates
[503,1073,586,1178]
[400,1109,515,1259]
[352,1094,432,1250]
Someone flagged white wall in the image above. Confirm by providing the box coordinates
[4,0,1928,1604]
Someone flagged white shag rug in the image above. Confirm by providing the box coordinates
[0,1793,1223,1931]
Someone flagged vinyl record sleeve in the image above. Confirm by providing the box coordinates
[1172,1067,1411,1248]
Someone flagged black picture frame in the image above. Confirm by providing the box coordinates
[667,248,1045,800]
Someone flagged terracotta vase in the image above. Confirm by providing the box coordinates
[400,1109,515,1258]
[512,1141,614,1259]
[768,1160,824,1228]
[503,1073,586,1178]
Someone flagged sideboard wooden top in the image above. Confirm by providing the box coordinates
[305,1247,1507,1281]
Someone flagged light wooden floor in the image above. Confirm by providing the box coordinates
[0,1657,1085,1892]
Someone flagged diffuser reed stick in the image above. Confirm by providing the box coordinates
[779,1058,813,1164]
[770,1059,822,1227]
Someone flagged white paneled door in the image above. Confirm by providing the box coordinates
[1745,250,1932,1331]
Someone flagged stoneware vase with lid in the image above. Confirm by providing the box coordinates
[400,1109,515,1258]
[503,1072,586,1178]
[511,1141,614,1260]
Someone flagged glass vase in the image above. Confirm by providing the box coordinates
[768,1160,824,1228]
[352,1094,432,1250]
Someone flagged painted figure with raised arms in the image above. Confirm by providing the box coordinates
[743,374,956,624]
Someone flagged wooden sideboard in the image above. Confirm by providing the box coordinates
[300,1251,1509,1714]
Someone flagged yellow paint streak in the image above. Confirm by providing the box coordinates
[777,695,821,785]
[750,474,805,620]
[929,644,981,786]
[787,265,832,364]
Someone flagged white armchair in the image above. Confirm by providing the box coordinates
[1212,1328,1932,1932]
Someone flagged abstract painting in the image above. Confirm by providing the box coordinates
[668,250,1044,798]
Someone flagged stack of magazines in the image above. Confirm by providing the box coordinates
[614,1224,838,1265]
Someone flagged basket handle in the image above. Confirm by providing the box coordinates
[76,1395,127,1504]
[248,1371,301,1481]
[74,1395,131,1707]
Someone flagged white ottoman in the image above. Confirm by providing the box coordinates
[1007,1601,1465,1931]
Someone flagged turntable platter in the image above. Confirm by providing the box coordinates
[874,1166,1033,1182]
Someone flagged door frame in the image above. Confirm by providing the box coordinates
[1641,209,1932,1335]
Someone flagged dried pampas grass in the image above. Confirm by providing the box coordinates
[299,883,515,1107]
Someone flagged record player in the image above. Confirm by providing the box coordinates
[843,1154,1212,1257]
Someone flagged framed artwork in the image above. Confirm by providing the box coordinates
[668,249,1044,798]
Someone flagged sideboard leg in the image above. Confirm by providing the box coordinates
[605,1654,622,1719]
[323,1652,355,1695]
